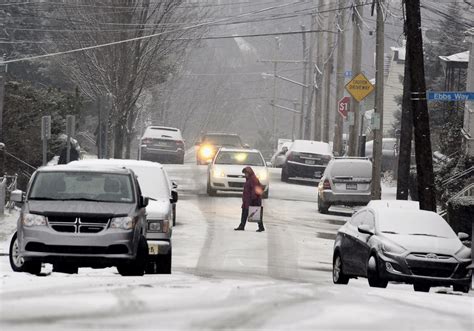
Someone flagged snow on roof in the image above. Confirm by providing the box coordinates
[439,51,470,63]
[367,200,420,210]
[70,159,163,169]
[290,140,332,156]
[143,126,182,140]
[390,46,406,61]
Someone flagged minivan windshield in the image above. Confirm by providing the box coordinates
[29,171,135,203]
[215,151,264,166]
[203,135,242,147]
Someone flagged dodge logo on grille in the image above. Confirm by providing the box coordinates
[426,253,438,259]
[74,217,81,233]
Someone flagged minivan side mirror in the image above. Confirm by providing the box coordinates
[140,196,149,208]
[171,190,178,204]
[458,232,469,241]
[358,224,374,236]
[11,189,24,203]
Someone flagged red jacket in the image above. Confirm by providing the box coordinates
[242,167,263,209]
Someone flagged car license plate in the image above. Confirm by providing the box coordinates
[148,243,159,255]
[346,183,357,190]
[305,159,315,165]
[156,141,170,147]
[314,171,321,178]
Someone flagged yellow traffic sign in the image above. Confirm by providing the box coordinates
[345,73,375,102]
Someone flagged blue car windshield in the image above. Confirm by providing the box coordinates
[29,171,135,203]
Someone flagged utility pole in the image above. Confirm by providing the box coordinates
[404,0,436,211]
[333,0,347,155]
[313,1,325,141]
[396,32,413,200]
[348,0,363,156]
[300,25,308,139]
[293,100,299,140]
[305,11,317,140]
[323,9,335,143]
[0,55,6,176]
[371,0,385,200]
[272,38,280,145]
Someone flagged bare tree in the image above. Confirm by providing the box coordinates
[47,0,207,158]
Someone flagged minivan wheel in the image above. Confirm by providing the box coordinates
[117,237,148,276]
[9,232,24,272]
[367,255,388,288]
[333,253,349,284]
[452,284,470,293]
[413,283,430,292]
[156,249,172,274]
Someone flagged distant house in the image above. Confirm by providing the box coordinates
[382,44,405,136]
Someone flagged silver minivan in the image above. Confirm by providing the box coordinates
[11,165,149,276]
[317,157,372,214]
[70,159,177,274]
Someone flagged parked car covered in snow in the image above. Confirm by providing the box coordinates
[10,165,149,276]
[317,157,372,214]
[332,201,471,293]
[281,140,332,182]
[139,126,185,164]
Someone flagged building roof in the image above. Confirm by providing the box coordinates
[439,51,470,63]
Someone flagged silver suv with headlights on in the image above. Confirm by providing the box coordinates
[11,165,149,276]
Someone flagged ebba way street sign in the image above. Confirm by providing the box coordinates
[345,73,375,102]
[427,91,474,102]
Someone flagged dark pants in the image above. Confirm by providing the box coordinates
[239,207,264,230]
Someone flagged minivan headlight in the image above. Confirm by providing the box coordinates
[455,245,471,260]
[110,216,136,230]
[381,242,405,255]
[22,213,46,227]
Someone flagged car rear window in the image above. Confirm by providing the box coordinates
[330,161,371,177]
[203,135,242,147]
[143,127,182,140]
[215,151,264,166]
[29,171,135,203]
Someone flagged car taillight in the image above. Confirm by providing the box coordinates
[287,152,293,161]
[176,140,184,148]
[142,138,152,145]
[323,179,331,190]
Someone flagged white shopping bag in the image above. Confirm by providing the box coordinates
[247,206,263,223]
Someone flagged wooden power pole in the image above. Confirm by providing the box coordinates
[404,0,437,211]
[313,0,325,141]
[371,0,385,199]
[323,9,335,143]
[348,0,363,156]
[333,0,347,155]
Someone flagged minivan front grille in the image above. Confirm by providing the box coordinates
[47,216,110,234]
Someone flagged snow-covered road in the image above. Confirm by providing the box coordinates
[0,164,472,330]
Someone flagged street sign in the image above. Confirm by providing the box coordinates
[338,96,350,119]
[41,116,51,141]
[370,113,381,130]
[345,73,375,102]
[66,115,75,137]
[427,91,474,102]
[344,70,352,78]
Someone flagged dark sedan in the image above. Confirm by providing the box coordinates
[332,201,472,293]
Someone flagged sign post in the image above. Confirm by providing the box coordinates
[338,96,351,119]
[66,115,75,163]
[41,116,51,166]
